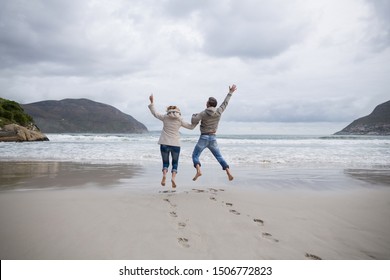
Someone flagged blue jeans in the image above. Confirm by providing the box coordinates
[160,145,181,173]
[192,135,229,170]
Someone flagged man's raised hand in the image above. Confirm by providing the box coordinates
[229,84,237,94]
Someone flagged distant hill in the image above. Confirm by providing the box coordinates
[22,98,148,133]
[335,100,390,135]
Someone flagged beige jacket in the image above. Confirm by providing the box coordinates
[148,104,195,147]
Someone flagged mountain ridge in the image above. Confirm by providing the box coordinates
[22,98,148,133]
[335,100,390,135]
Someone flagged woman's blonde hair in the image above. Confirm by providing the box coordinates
[166,105,180,112]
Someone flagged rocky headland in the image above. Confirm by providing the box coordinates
[0,124,49,142]
[0,98,49,142]
[335,100,390,135]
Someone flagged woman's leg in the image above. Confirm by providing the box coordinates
[171,171,177,188]
[170,146,180,188]
[160,145,170,186]
[171,146,181,173]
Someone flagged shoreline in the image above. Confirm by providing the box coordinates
[1,160,389,192]
[0,161,389,260]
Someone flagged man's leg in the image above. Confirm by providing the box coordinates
[225,168,234,181]
[208,138,233,181]
[192,136,207,181]
[193,164,202,181]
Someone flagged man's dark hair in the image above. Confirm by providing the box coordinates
[208,97,217,107]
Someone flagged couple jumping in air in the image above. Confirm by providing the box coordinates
[148,84,237,188]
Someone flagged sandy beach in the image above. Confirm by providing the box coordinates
[0,161,389,260]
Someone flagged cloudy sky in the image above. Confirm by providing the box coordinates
[1,0,389,134]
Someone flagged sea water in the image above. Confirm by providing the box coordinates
[0,133,389,168]
[1,133,389,189]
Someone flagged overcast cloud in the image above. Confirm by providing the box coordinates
[0,0,389,134]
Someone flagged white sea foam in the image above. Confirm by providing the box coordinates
[0,133,389,169]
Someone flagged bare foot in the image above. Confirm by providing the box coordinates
[192,171,202,181]
[171,179,177,188]
[226,169,234,181]
[161,176,166,186]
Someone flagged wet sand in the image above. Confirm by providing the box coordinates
[0,161,389,259]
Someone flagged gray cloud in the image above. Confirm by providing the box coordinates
[0,1,87,67]
[199,1,308,59]
[365,0,390,52]
[162,0,308,59]
[0,0,155,77]
[0,0,389,133]
[227,98,366,123]
[367,0,390,24]
[162,0,210,17]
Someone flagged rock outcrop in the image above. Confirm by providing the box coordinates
[0,124,49,142]
[0,97,49,142]
[335,100,390,135]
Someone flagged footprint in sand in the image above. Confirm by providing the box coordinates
[178,222,186,229]
[192,189,205,193]
[261,232,279,243]
[229,209,241,215]
[169,211,178,218]
[209,196,217,201]
[160,190,176,194]
[178,237,190,248]
[305,253,322,260]
[163,198,177,208]
[225,202,233,207]
[253,218,264,226]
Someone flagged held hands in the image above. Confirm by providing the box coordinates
[229,84,237,94]
[149,94,154,104]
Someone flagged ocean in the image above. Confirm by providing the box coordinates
[1,133,389,167]
[1,133,389,190]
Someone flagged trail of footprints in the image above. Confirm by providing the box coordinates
[162,193,190,248]
[161,188,321,259]
[216,192,280,243]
